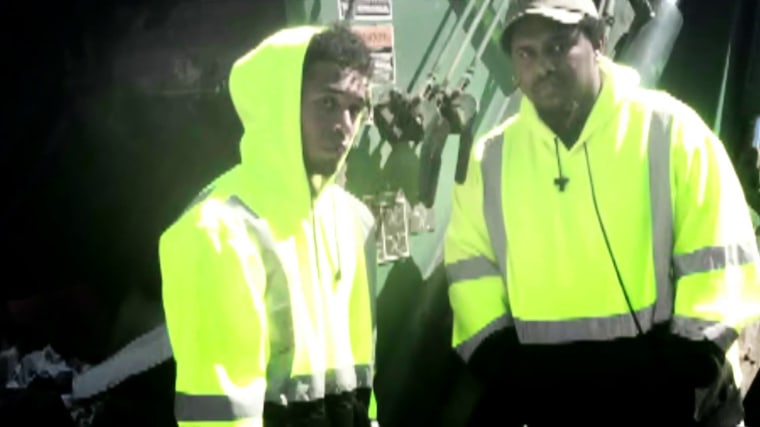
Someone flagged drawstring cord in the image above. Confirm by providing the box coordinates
[553,137,570,192]
[551,139,642,333]
[582,143,643,336]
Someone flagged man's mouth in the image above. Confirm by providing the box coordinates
[534,78,562,97]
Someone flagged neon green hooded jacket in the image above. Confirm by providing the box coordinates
[159,26,377,427]
[445,57,760,383]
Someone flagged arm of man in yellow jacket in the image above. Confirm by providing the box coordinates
[667,105,760,387]
[160,199,269,427]
[444,131,518,383]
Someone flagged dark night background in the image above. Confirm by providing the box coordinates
[1,0,288,361]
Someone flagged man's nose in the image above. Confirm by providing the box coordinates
[536,54,557,77]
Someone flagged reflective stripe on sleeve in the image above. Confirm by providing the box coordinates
[673,241,759,279]
[481,137,508,281]
[176,390,264,422]
[446,256,501,284]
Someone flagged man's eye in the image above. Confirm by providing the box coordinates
[516,49,531,60]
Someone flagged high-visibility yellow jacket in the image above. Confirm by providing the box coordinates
[445,58,760,386]
[159,26,377,427]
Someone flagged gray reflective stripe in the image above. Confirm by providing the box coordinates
[446,256,500,284]
[225,197,297,407]
[481,138,508,280]
[671,316,740,351]
[463,137,514,361]
[176,391,263,422]
[455,313,514,362]
[648,110,676,324]
[673,240,759,279]
[515,305,656,344]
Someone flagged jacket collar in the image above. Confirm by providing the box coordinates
[517,57,642,152]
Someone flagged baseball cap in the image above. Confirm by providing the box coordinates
[503,0,600,33]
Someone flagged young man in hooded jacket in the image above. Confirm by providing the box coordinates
[159,23,378,427]
[444,0,760,425]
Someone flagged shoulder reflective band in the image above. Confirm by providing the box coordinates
[648,110,676,325]
[478,110,674,344]
[673,240,759,279]
[481,136,509,284]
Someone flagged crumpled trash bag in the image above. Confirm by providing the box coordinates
[1,345,92,426]
[3,345,86,390]
[1,325,175,427]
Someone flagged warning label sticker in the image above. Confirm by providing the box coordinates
[351,24,396,85]
[339,0,393,21]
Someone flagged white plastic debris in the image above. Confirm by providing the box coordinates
[71,323,172,400]
[2,345,83,389]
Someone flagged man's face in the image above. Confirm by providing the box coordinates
[301,61,369,176]
[509,16,599,113]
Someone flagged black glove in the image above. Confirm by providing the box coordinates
[656,334,725,389]
[695,362,745,427]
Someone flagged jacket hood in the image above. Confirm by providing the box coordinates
[519,56,642,149]
[227,25,327,237]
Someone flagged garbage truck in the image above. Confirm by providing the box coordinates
[2,0,759,425]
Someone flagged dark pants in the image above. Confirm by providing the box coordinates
[466,329,743,427]
[468,368,698,426]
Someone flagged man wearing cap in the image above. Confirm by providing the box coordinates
[444,0,760,425]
